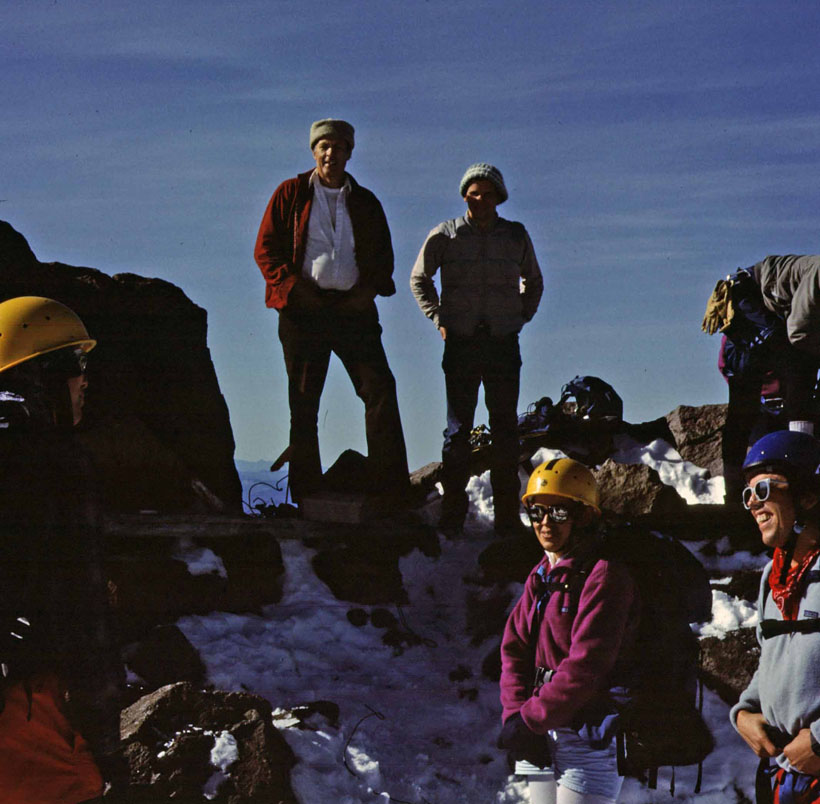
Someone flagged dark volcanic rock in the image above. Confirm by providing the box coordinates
[312,544,409,605]
[106,524,286,640]
[106,551,227,641]
[409,461,443,506]
[124,625,207,690]
[700,627,760,706]
[594,459,687,519]
[309,512,439,605]
[666,404,727,478]
[121,682,297,803]
[205,530,286,612]
[621,415,676,447]
[0,220,241,512]
[710,570,762,603]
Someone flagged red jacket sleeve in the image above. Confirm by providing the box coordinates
[346,187,396,297]
[253,178,301,310]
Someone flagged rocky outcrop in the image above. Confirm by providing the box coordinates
[0,220,241,512]
[409,461,443,507]
[700,572,763,706]
[700,627,760,706]
[309,512,441,605]
[121,683,297,803]
[123,625,207,689]
[105,516,286,644]
[666,404,727,478]
[594,459,688,519]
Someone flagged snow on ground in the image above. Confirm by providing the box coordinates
[611,435,725,506]
[177,447,768,802]
[697,591,758,640]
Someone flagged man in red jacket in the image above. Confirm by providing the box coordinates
[254,119,409,503]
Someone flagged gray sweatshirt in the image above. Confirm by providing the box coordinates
[730,555,820,771]
[410,215,543,338]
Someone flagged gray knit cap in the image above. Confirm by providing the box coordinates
[309,119,355,151]
[459,163,508,203]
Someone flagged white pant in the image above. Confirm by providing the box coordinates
[514,725,623,804]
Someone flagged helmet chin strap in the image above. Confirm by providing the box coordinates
[780,513,807,584]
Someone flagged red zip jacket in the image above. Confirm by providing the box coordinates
[0,676,103,804]
[500,550,640,733]
[254,170,396,310]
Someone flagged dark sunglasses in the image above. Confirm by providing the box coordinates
[742,477,790,509]
[43,347,88,377]
[527,503,572,526]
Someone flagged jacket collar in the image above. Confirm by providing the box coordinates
[308,169,352,194]
[298,169,358,193]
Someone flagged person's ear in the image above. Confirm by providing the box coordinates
[576,506,594,527]
[799,490,819,512]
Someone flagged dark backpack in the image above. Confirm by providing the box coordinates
[516,397,554,435]
[535,526,714,792]
[604,526,714,792]
[558,376,623,421]
[720,268,789,381]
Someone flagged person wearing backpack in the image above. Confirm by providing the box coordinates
[731,430,820,803]
[498,458,641,803]
[410,163,543,537]
[704,256,820,507]
[0,297,126,802]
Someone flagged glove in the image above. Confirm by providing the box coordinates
[497,712,552,768]
[702,278,733,335]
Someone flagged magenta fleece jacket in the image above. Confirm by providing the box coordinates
[500,551,640,733]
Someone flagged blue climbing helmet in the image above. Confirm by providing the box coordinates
[743,430,820,580]
[742,430,820,486]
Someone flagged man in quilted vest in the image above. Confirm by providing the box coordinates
[411,163,543,536]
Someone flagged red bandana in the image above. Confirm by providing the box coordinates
[770,546,820,620]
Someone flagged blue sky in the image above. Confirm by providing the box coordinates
[4,1,820,469]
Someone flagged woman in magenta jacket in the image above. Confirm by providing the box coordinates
[498,458,640,804]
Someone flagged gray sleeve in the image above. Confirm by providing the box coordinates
[729,568,769,729]
[410,228,446,329]
[786,258,820,355]
[520,230,543,323]
[730,669,762,730]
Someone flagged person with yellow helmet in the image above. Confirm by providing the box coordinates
[0,297,126,802]
[0,295,96,429]
[497,458,640,804]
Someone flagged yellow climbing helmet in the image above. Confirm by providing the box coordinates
[0,296,96,374]
[522,457,601,514]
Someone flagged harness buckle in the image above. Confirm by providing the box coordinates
[532,666,554,693]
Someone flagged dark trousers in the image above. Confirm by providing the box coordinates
[278,303,409,501]
[723,347,818,507]
[440,331,522,528]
